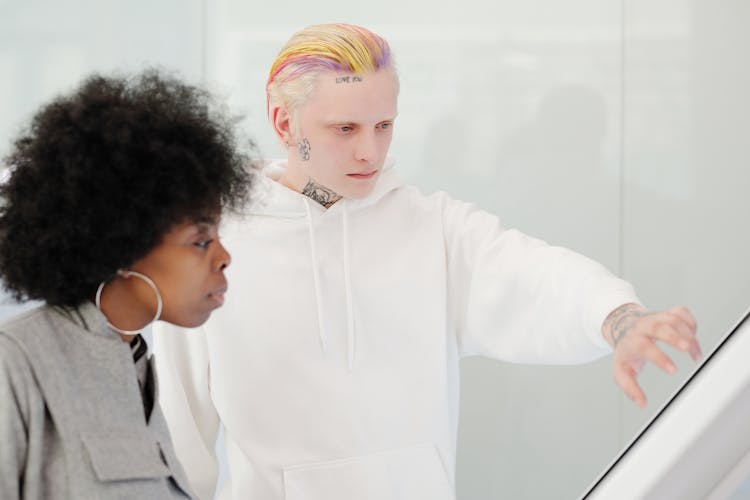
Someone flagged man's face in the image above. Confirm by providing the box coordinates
[291,67,398,199]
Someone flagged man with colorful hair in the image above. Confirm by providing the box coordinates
[154,23,701,500]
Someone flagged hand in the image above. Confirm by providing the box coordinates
[602,303,701,408]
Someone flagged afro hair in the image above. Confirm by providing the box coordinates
[0,68,254,307]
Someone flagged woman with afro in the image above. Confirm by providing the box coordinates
[0,69,253,499]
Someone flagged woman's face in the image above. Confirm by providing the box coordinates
[129,217,230,328]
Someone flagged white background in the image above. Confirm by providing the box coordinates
[1,1,749,498]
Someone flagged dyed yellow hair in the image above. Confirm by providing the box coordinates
[266,23,396,118]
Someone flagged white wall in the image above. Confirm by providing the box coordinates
[1,1,748,498]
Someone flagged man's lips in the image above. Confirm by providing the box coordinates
[347,170,378,179]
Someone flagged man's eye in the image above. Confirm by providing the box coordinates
[379,122,392,130]
[339,125,353,133]
[194,239,213,249]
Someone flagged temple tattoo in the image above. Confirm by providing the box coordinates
[297,138,311,161]
[605,303,647,347]
[302,180,342,208]
[335,75,363,84]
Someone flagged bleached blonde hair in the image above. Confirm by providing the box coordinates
[266,23,397,121]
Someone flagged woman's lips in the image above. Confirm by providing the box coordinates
[208,287,227,307]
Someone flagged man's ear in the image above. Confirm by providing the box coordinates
[271,105,293,147]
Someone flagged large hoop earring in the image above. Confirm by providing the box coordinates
[95,270,163,335]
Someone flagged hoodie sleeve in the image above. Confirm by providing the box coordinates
[152,323,220,500]
[439,193,640,364]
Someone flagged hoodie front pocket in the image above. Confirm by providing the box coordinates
[282,443,455,500]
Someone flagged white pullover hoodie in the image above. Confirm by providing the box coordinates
[153,159,639,500]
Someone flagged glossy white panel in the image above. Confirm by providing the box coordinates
[622,0,750,440]
[434,6,625,497]
[0,0,204,157]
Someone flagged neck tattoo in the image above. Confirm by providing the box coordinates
[302,179,342,208]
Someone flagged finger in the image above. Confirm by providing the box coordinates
[688,344,703,362]
[637,339,678,375]
[663,310,697,340]
[668,305,697,331]
[666,316,704,362]
[614,363,647,408]
[644,313,701,357]
[671,308,704,361]
[648,321,692,350]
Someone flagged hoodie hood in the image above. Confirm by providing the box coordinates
[244,157,402,370]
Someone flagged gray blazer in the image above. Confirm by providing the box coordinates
[0,302,194,499]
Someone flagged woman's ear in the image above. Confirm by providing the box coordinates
[271,105,293,147]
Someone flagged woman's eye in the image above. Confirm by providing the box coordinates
[194,239,213,249]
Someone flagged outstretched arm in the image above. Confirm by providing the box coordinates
[602,303,702,408]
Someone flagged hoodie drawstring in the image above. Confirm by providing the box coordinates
[342,200,355,370]
[303,198,328,353]
[303,197,356,370]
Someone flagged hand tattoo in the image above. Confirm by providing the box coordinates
[297,138,311,161]
[605,303,647,347]
[302,179,342,208]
